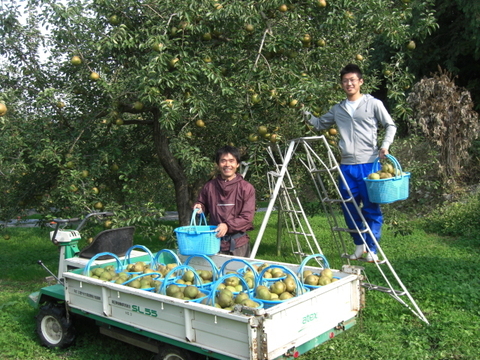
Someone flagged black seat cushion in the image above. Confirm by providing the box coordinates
[78,226,135,260]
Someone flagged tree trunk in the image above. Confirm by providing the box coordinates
[152,114,191,226]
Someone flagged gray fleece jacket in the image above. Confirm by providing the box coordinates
[308,94,396,165]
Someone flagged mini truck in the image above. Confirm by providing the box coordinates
[28,216,364,360]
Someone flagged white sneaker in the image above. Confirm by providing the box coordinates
[349,245,366,260]
[364,252,379,263]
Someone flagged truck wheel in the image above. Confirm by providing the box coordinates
[36,303,76,348]
[156,346,194,360]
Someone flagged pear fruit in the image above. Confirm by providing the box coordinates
[184,285,199,299]
[305,274,319,285]
[321,268,333,279]
[183,270,195,283]
[284,277,296,292]
[318,276,331,286]
[256,286,272,300]
[242,299,261,308]
[217,289,234,308]
[279,292,294,300]
[270,280,287,295]
[235,292,250,304]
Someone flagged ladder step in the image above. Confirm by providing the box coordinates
[322,198,354,204]
[281,209,303,214]
[287,231,314,236]
[361,282,406,296]
[311,166,339,173]
[333,227,369,234]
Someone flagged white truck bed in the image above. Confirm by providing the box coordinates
[63,254,362,360]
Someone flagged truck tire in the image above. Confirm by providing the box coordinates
[36,303,76,349]
[155,346,194,360]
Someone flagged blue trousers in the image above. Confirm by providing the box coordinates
[339,163,382,254]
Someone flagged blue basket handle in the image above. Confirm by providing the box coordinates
[157,264,203,295]
[219,259,260,283]
[386,154,404,178]
[123,245,154,267]
[257,265,307,296]
[119,272,163,286]
[206,273,250,307]
[83,252,122,276]
[184,254,219,282]
[372,154,404,179]
[153,249,182,269]
[190,208,208,227]
[297,254,330,282]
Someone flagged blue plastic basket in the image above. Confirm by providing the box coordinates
[364,155,410,204]
[174,209,219,256]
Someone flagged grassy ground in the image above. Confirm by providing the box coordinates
[1,211,479,360]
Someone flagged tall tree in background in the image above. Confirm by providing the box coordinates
[408,0,480,111]
[0,0,437,226]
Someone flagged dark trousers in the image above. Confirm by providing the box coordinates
[220,242,250,257]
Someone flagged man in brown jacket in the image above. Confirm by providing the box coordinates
[194,145,256,257]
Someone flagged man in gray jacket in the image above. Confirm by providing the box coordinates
[306,64,397,262]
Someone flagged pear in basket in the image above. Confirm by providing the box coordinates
[128,279,141,289]
[279,292,294,300]
[244,276,254,289]
[382,163,394,174]
[271,268,285,279]
[305,274,319,286]
[284,276,296,292]
[217,289,234,308]
[318,276,332,286]
[270,280,287,295]
[140,279,152,289]
[104,265,115,272]
[321,268,333,280]
[235,292,250,304]
[166,284,182,297]
[133,262,146,272]
[242,299,261,308]
[255,285,272,300]
[182,270,196,284]
[199,270,213,282]
[224,276,239,287]
[184,285,199,299]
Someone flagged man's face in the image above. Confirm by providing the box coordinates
[341,72,364,99]
[218,153,239,181]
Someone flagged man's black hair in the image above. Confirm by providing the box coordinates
[340,64,363,80]
[215,145,241,164]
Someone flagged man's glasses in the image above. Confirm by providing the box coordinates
[342,78,360,85]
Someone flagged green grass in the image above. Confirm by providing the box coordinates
[1,212,479,360]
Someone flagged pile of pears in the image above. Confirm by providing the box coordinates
[254,275,298,302]
[367,162,403,180]
[87,261,180,290]
[164,283,209,301]
[205,288,262,310]
[302,268,338,287]
[86,259,340,309]
[254,263,286,280]
[162,268,213,300]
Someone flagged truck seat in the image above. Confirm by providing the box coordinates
[78,226,135,260]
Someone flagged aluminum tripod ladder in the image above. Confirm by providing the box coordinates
[251,136,429,324]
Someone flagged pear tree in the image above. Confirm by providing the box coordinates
[0,0,437,226]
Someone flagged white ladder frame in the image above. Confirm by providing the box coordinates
[251,136,429,324]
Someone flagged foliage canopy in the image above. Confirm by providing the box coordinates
[1,0,437,227]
